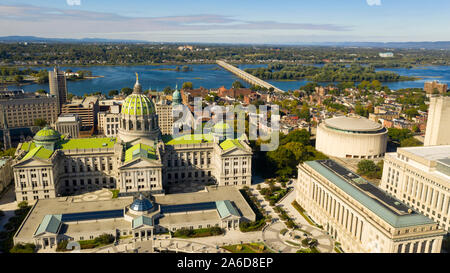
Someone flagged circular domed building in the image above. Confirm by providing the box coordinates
[33,126,61,151]
[316,116,387,159]
[118,75,161,143]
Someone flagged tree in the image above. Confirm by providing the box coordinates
[121,87,133,96]
[108,90,119,97]
[182,82,193,90]
[299,104,311,122]
[357,160,382,179]
[67,93,75,101]
[163,86,173,95]
[232,80,244,89]
[405,108,419,119]
[14,75,23,83]
[400,137,422,147]
[34,119,47,128]
[10,243,35,253]
[35,89,47,95]
[388,128,413,143]
[280,129,311,146]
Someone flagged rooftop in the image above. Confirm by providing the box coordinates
[399,145,450,162]
[163,133,213,145]
[59,137,116,150]
[305,160,435,228]
[124,143,156,162]
[22,146,54,160]
[324,116,384,132]
[220,139,244,151]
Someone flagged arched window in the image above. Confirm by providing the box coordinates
[137,120,141,130]
[129,120,133,130]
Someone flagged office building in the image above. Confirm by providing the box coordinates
[296,159,445,253]
[48,67,68,113]
[380,145,450,232]
[55,114,81,138]
[424,81,448,95]
[61,96,99,131]
[0,89,58,129]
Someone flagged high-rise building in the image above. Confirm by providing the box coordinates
[61,96,99,131]
[49,67,68,113]
[424,96,450,146]
[155,98,173,136]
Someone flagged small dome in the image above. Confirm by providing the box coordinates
[34,126,61,142]
[172,89,182,105]
[130,194,153,212]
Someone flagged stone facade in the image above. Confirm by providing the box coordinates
[296,160,445,253]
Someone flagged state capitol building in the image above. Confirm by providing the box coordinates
[12,76,253,202]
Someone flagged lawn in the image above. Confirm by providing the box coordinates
[222,243,273,253]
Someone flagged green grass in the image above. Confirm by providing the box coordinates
[163,133,213,145]
[110,189,119,198]
[59,137,116,150]
[222,243,272,253]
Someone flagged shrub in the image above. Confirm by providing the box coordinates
[10,243,36,253]
[94,233,115,245]
[17,201,29,210]
[56,240,69,252]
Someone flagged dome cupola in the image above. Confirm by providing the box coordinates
[33,126,61,151]
[130,194,154,212]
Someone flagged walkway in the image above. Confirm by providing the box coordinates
[278,187,335,253]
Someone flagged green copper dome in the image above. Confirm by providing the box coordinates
[172,89,182,105]
[121,93,156,115]
[34,126,61,142]
[121,74,156,115]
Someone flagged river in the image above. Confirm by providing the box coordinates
[6,64,450,96]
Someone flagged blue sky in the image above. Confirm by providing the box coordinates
[0,0,449,43]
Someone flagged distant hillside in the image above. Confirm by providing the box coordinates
[0,36,148,44]
[291,41,450,50]
[1,36,450,49]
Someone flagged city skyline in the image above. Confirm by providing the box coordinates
[0,0,449,44]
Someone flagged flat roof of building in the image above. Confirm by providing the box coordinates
[16,187,255,242]
[305,160,435,228]
[324,116,384,132]
[399,145,450,162]
[15,197,133,242]
[155,186,255,221]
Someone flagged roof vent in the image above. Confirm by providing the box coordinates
[102,143,107,146]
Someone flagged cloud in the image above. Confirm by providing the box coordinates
[0,4,352,42]
[67,0,81,6]
[366,0,381,6]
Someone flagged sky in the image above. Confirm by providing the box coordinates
[0,0,449,44]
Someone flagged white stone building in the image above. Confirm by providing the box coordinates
[296,159,445,253]
[12,76,252,202]
[315,116,388,159]
[380,145,450,232]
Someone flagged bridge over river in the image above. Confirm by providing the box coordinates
[216,60,284,93]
